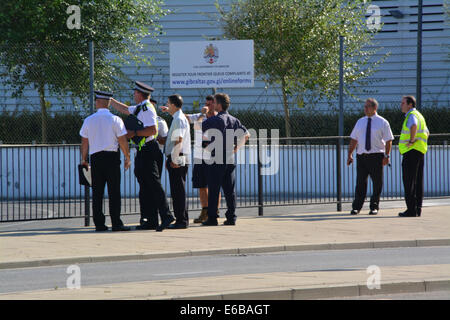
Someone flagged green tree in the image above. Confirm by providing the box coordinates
[215,0,387,137]
[0,0,169,143]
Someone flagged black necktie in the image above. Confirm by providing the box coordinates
[365,117,372,151]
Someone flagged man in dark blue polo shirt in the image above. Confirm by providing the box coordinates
[201,93,250,226]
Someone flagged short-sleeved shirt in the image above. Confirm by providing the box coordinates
[128,99,157,143]
[202,111,248,164]
[350,113,394,155]
[405,108,419,129]
[156,116,168,151]
[165,109,191,160]
[79,108,127,155]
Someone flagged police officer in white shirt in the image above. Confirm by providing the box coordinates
[80,91,131,232]
[164,94,191,229]
[110,82,175,232]
[347,98,394,215]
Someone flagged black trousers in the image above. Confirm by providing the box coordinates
[156,148,164,179]
[91,151,123,228]
[206,164,236,222]
[134,141,172,227]
[144,148,164,225]
[402,149,425,215]
[352,153,384,211]
[167,156,189,226]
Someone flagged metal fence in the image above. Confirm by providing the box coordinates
[1,134,449,223]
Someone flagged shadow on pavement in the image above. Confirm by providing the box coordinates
[265,213,401,222]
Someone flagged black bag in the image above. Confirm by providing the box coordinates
[124,114,144,132]
[125,106,146,145]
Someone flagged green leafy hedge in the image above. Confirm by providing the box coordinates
[0,107,449,144]
[232,107,450,137]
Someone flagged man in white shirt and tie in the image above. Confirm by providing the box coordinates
[164,94,191,229]
[347,98,394,215]
[80,91,131,232]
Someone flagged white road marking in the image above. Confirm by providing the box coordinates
[153,270,222,277]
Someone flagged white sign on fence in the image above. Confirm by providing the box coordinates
[170,40,254,88]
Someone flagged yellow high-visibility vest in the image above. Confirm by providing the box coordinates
[399,109,429,155]
[131,101,159,151]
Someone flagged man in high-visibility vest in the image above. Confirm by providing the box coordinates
[398,95,429,217]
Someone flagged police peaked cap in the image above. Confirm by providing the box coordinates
[134,81,154,94]
[94,90,113,100]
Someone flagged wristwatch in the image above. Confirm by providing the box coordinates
[384,154,390,159]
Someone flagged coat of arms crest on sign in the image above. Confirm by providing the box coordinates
[203,43,219,64]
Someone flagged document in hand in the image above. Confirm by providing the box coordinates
[78,164,92,187]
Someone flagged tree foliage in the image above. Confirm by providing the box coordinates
[215,0,388,137]
[0,0,169,142]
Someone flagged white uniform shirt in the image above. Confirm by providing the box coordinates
[128,99,157,143]
[165,109,191,163]
[79,109,127,155]
[156,116,169,151]
[350,113,394,155]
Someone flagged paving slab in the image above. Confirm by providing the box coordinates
[1,206,449,269]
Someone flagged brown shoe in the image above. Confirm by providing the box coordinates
[194,208,208,223]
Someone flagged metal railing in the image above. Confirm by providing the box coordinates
[1,134,449,223]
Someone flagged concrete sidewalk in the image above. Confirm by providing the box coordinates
[1,264,450,300]
[1,206,450,269]
[1,206,450,300]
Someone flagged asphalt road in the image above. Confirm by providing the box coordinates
[1,246,450,295]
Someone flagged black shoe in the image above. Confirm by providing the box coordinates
[202,219,218,226]
[112,225,131,232]
[223,220,236,226]
[156,216,175,232]
[95,225,108,232]
[135,224,157,230]
[369,209,378,215]
[168,223,188,229]
[399,211,417,217]
[350,209,359,215]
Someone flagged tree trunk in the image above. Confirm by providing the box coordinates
[38,83,47,143]
[281,78,291,139]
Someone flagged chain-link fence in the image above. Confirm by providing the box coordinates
[0,1,449,144]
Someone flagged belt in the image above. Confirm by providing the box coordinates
[358,152,383,157]
[91,150,119,156]
[137,139,157,151]
[167,153,185,160]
